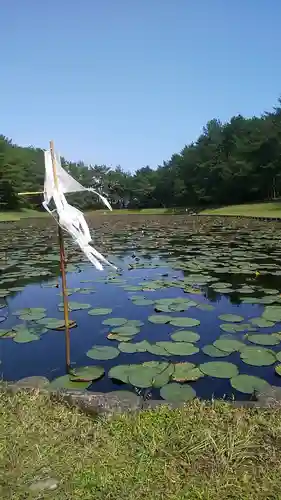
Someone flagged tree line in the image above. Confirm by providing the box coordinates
[1,97,281,211]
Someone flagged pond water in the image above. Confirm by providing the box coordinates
[1,214,281,402]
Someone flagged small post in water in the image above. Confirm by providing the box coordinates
[49,140,71,371]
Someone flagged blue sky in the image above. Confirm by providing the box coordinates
[1,1,281,171]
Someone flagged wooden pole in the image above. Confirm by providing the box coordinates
[49,140,71,371]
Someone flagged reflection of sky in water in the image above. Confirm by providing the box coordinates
[1,245,281,402]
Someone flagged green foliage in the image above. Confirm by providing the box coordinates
[2,96,281,210]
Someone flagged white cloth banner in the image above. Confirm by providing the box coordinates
[43,150,116,270]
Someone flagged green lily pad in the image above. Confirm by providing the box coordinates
[13,307,46,321]
[86,345,120,360]
[88,308,113,316]
[196,303,214,311]
[156,341,199,356]
[59,301,91,311]
[152,363,174,388]
[249,317,275,328]
[126,320,144,327]
[172,362,197,382]
[240,346,276,366]
[148,315,171,324]
[199,361,238,378]
[247,334,281,346]
[133,299,155,306]
[49,375,91,390]
[230,374,270,394]
[0,328,10,338]
[218,314,244,323]
[70,366,104,381]
[276,351,281,362]
[102,318,128,327]
[275,364,281,376]
[13,328,40,343]
[118,342,140,353]
[160,383,196,402]
[107,333,131,342]
[262,306,281,322]
[202,345,230,357]
[213,338,244,353]
[220,323,253,333]
[108,364,133,383]
[170,330,200,342]
[128,367,157,388]
[169,317,200,328]
[111,326,140,336]
[37,318,66,330]
[146,343,170,356]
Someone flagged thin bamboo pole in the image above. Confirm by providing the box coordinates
[49,140,71,371]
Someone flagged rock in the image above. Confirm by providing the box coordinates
[7,376,50,394]
[29,478,58,492]
[15,376,50,389]
[257,385,281,408]
[52,389,142,416]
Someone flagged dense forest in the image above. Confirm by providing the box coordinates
[1,97,281,211]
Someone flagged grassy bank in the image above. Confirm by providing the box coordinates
[0,208,48,222]
[0,207,184,222]
[1,391,281,499]
[200,201,281,218]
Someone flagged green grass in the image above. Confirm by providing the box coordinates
[0,207,182,222]
[0,208,48,222]
[1,391,281,499]
[200,201,281,218]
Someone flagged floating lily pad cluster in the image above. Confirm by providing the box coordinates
[3,217,281,402]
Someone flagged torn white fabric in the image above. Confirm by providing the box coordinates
[43,149,116,270]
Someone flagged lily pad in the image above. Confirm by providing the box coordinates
[230,374,270,394]
[107,333,131,342]
[199,361,238,378]
[148,315,171,324]
[102,318,128,327]
[70,366,104,381]
[247,334,281,346]
[249,317,275,328]
[172,362,198,382]
[262,306,281,322]
[152,363,174,388]
[169,317,200,328]
[218,314,244,323]
[59,301,91,311]
[128,367,156,388]
[37,318,74,330]
[111,326,140,336]
[202,344,230,357]
[86,345,120,360]
[118,342,140,353]
[49,375,91,390]
[13,307,46,321]
[160,383,196,402]
[240,346,276,366]
[275,364,281,376]
[88,308,113,316]
[108,364,133,383]
[133,299,155,306]
[213,338,244,353]
[170,330,200,342]
[146,343,170,355]
[156,341,199,356]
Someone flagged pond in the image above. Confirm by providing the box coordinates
[1,214,281,403]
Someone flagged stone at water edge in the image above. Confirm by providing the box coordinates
[14,376,50,389]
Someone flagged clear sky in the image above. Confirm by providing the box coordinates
[1,0,281,171]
